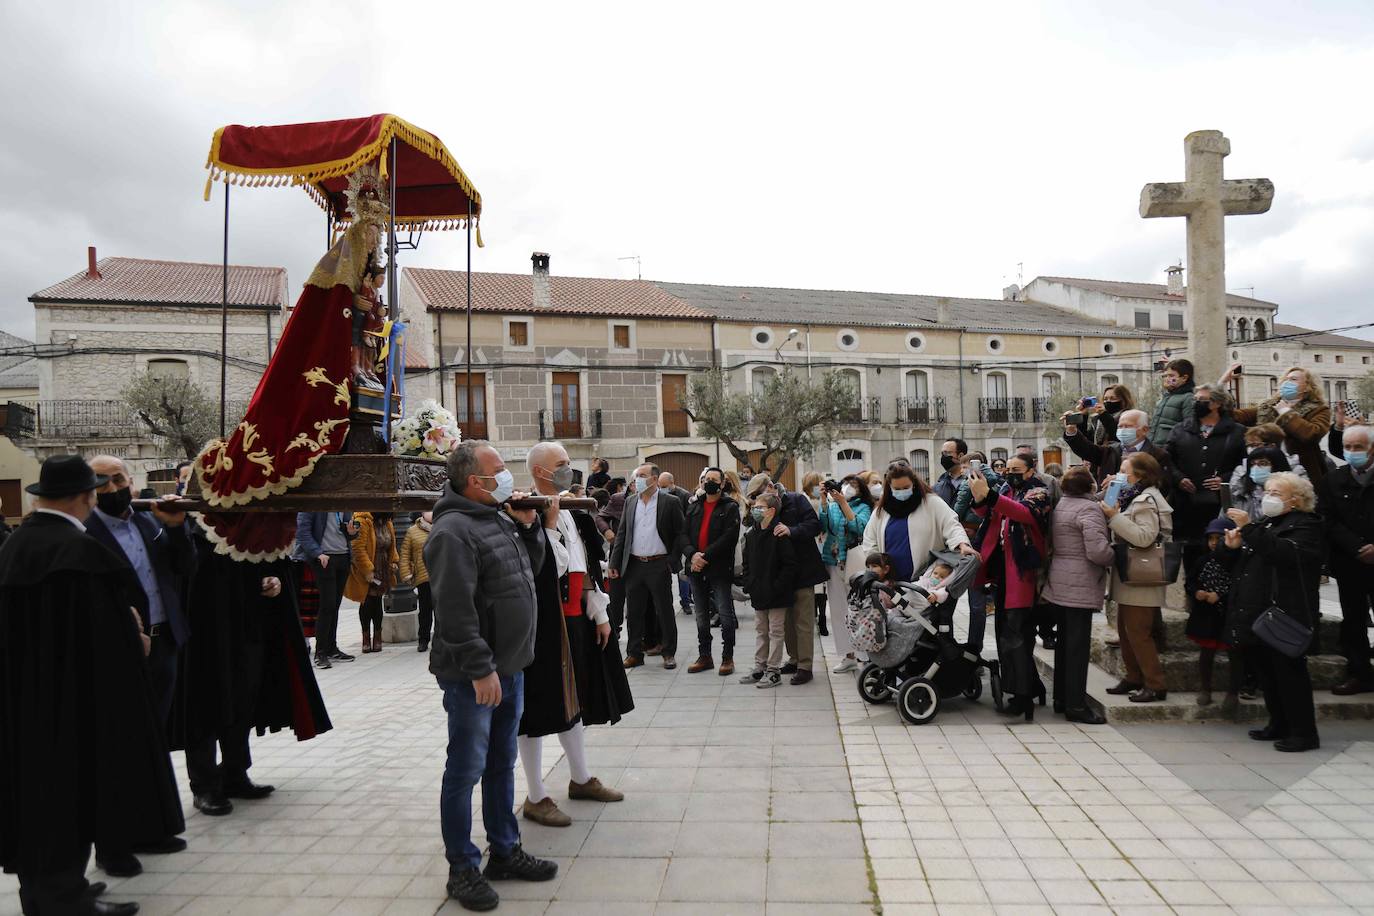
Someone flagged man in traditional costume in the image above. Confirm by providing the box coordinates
[517,442,628,828]
[0,456,183,916]
[193,166,390,561]
[172,521,332,817]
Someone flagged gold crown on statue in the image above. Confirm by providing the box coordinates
[345,164,390,227]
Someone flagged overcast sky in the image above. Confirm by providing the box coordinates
[4,1,1373,342]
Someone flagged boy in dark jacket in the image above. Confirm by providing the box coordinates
[739,492,796,688]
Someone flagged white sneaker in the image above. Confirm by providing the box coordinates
[832,657,858,674]
[757,670,782,689]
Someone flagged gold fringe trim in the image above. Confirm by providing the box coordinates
[203,114,483,224]
[195,416,348,510]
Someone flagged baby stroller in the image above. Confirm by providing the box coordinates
[849,549,1000,725]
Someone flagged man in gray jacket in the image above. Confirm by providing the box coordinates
[425,440,559,911]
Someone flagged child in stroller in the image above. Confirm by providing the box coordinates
[850,549,1001,724]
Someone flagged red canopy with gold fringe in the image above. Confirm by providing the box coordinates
[205,113,483,240]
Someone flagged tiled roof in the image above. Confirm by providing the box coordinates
[652,281,1155,337]
[0,331,37,389]
[405,268,710,319]
[1033,276,1279,309]
[31,257,287,307]
[1273,323,1374,350]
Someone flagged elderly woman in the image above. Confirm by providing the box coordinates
[969,454,1051,719]
[1102,452,1174,703]
[1224,364,1333,486]
[1041,466,1113,723]
[1220,472,1324,752]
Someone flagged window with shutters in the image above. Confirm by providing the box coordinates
[454,373,488,439]
[551,372,581,439]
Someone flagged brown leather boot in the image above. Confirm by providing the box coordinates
[372,621,384,651]
[687,655,714,673]
[360,629,371,653]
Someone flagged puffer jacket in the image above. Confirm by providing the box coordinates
[818,496,871,567]
[1040,494,1114,611]
[424,485,546,681]
[399,517,431,586]
[1233,395,1332,486]
[1149,379,1196,445]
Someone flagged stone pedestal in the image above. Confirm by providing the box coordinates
[382,609,419,644]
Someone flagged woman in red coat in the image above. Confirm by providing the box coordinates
[969,453,1052,720]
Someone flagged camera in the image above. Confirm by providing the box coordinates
[823,479,842,492]
[1065,412,1087,428]
[1080,396,1098,408]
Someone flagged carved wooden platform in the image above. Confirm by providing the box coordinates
[190,454,447,513]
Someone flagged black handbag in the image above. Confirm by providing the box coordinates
[1251,567,1313,659]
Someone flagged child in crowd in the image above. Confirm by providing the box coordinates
[1186,516,1238,712]
[913,559,954,607]
[740,492,796,688]
[865,552,899,610]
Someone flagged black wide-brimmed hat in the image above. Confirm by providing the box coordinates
[25,455,108,498]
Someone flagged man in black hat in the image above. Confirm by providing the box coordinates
[0,455,183,916]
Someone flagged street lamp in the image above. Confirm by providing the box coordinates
[774,328,799,364]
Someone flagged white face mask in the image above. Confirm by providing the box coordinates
[1260,494,1288,518]
[841,484,857,500]
[869,484,884,499]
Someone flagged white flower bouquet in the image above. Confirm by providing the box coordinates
[391,400,461,459]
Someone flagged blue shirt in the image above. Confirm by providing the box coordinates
[884,515,914,582]
[94,507,166,626]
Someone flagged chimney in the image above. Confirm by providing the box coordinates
[1002,284,1021,301]
[86,246,101,279]
[531,252,551,310]
[1166,264,1184,296]
[936,297,952,324]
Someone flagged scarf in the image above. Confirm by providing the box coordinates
[881,489,921,518]
[973,478,1051,575]
[1117,484,1141,510]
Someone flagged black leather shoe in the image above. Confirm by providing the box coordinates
[1104,680,1142,695]
[780,662,799,675]
[1065,708,1107,725]
[1275,736,1321,753]
[1332,678,1374,696]
[86,881,108,898]
[95,852,142,878]
[1128,687,1167,703]
[131,835,187,855]
[789,669,813,686]
[1249,726,1282,741]
[223,779,275,800]
[448,866,499,911]
[193,793,233,816]
[1041,637,1057,650]
[417,641,429,652]
[93,901,140,916]
[483,844,558,882]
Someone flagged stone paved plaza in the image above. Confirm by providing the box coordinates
[5,609,1374,916]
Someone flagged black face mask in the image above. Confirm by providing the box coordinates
[1103,400,1124,415]
[1194,401,1214,419]
[702,480,721,495]
[97,487,133,517]
[1008,473,1033,490]
[939,454,957,472]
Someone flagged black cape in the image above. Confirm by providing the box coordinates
[0,514,184,873]
[567,511,633,727]
[170,534,332,749]
[519,527,580,738]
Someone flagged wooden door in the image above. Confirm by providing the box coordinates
[661,374,689,438]
[552,372,581,439]
[454,372,488,439]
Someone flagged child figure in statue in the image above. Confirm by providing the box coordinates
[351,256,387,388]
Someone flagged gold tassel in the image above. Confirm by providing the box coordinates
[203,173,214,201]
[476,222,485,248]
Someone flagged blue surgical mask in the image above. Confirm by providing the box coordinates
[1116,426,1139,445]
[750,507,767,523]
[890,487,914,501]
[634,475,651,494]
[1279,381,1301,400]
[1348,450,1370,470]
[1249,465,1271,485]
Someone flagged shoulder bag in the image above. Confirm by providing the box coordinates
[1112,495,1183,587]
[1252,564,1314,658]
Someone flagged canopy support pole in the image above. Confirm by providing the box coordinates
[465,197,473,440]
[385,137,399,449]
[219,182,230,438]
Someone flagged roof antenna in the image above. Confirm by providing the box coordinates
[618,255,641,280]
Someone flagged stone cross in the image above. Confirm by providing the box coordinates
[1140,130,1274,386]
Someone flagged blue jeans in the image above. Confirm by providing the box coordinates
[678,574,693,609]
[966,585,987,654]
[439,673,524,871]
[689,573,737,658]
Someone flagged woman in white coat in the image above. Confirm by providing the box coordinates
[860,464,976,583]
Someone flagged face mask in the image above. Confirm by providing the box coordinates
[703,480,721,495]
[1194,401,1213,419]
[890,487,914,502]
[97,487,133,517]
[1279,381,1301,401]
[811,486,821,498]
[1348,450,1370,469]
[634,475,651,494]
[1103,401,1124,415]
[739,473,752,482]
[841,484,857,500]
[478,469,516,504]
[1116,426,1139,445]
[1261,494,1287,518]
[1249,465,1271,485]
[548,465,575,491]
[750,507,767,523]
[870,484,884,499]
[940,454,957,472]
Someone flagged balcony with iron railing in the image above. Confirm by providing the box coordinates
[1031,397,1054,423]
[538,407,603,440]
[977,397,1027,424]
[838,396,883,426]
[3,399,251,441]
[895,396,947,426]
